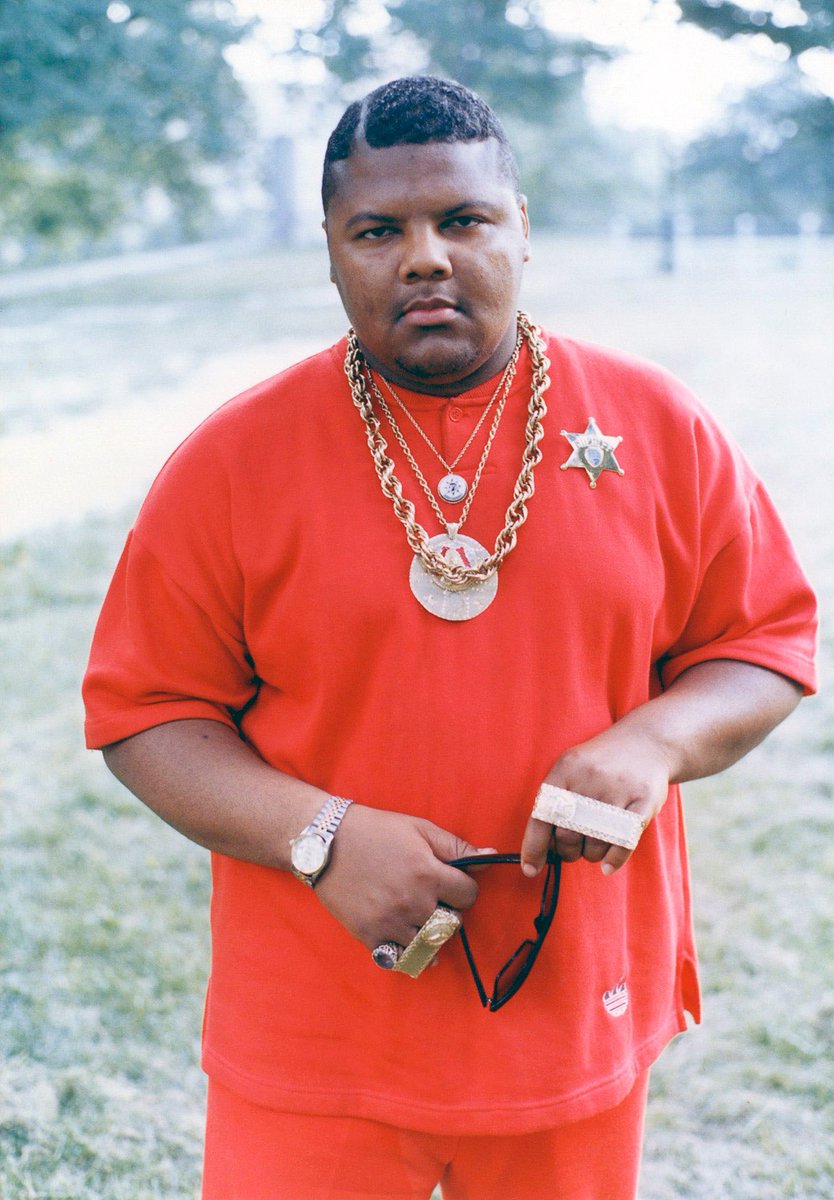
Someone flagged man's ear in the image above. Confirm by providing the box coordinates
[519,195,531,261]
[322,219,337,282]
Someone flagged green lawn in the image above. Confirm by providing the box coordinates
[1,235,832,1198]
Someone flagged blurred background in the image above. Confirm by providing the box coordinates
[2,0,834,264]
[1,3,832,1198]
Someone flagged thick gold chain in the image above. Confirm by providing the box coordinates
[345,311,550,588]
[367,335,520,531]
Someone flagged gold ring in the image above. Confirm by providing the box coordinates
[393,906,462,978]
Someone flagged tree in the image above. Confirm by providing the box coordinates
[292,0,643,230]
[653,1,833,232]
[672,0,834,57]
[297,0,606,117]
[681,70,834,230]
[0,0,252,254]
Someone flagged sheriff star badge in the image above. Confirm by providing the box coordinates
[560,417,624,488]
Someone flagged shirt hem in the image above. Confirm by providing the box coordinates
[661,645,817,698]
[201,1012,687,1136]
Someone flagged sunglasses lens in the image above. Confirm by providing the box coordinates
[452,854,561,1012]
[490,940,536,1011]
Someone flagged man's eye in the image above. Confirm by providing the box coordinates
[357,226,396,240]
[446,215,483,228]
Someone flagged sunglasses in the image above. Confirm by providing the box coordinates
[448,851,562,1012]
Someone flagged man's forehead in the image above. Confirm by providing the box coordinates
[328,138,515,211]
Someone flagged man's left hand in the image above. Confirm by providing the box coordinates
[520,660,804,879]
[520,724,671,878]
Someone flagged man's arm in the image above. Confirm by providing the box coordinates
[520,659,804,877]
[103,719,482,950]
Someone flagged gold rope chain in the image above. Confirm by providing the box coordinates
[367,333,520,531]
[345,311,551,588]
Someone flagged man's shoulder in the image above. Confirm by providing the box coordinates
[205,339,348,431]
[543,331,688,398]
[138,338,348,501]
[159,339,348,464]
[541,330,722,434]
[539,329,758,505]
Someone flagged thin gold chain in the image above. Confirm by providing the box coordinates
[367,336,520,531]
[345,311,550,588]
[374,337,519,473]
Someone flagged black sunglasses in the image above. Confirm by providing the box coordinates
[448,851,562,1012]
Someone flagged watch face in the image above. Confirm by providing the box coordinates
[291,832,328,876]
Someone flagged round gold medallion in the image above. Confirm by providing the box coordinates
[409,532,498,621]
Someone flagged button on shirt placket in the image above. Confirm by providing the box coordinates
[442,403,470,468]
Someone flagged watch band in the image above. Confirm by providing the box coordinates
[532,783,645,850]
[311,794,352,837]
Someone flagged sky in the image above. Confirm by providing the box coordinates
[227,0,793,140]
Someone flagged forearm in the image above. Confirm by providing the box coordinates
[613,659,803,784]
[102,718,329,871]
[523,659,804,875]
[102,717,483,948]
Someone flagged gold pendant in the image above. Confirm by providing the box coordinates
[409,531,498,621]
[560,417,624,488]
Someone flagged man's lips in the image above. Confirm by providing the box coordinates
[399,298,461,325]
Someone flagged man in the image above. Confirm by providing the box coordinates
[83,77,817,1199]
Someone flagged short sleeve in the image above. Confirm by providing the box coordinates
[83,528,257,748]
[659,478,817,695]
[82,387,263,752]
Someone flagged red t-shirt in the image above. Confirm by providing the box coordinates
[83,333,817,1133]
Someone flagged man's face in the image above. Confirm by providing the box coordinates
[324,138,530,395]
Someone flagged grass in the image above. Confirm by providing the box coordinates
[1,234,832,1198]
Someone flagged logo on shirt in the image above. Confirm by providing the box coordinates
[602,980,629,1017]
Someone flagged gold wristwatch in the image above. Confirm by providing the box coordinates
[289,796,353,887]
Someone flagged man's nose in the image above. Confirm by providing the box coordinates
[399,226,452,281]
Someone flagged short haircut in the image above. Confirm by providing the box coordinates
[321,75,520,211]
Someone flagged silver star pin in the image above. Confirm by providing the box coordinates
[560,417,624,489]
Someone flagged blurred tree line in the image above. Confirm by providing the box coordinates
[292,0,656,232]
[670,0,834,231]
[301,0,834,235]
[1,0,832,261]
[0,0,250,259]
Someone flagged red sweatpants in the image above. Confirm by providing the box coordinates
[202,1070,649,1200]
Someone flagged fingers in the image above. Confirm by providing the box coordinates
[530,725,670,877]
[599,843,632,876]
[315,808,481,949]
[435,859,479,911]
[550,815,645,875]
[421,823,487,911]
[520,816,553,877]
[526,791,653,877]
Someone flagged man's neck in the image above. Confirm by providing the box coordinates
[360,323,521,398]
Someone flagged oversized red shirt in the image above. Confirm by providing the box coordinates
[83,333,817,1133]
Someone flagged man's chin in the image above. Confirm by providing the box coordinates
[393,347,478,385]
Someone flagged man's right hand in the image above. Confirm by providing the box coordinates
[102,720,483,952]
[315,805,483,950]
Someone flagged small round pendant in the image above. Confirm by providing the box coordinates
[437,473,468,503]
[409,532,498,621]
